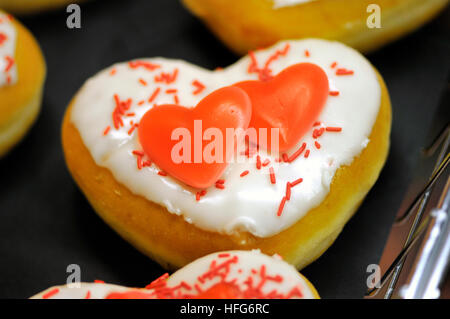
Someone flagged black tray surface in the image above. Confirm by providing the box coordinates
[0,0,448,299]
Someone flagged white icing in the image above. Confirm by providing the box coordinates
[71,39,381,238]
[30,250,316,299]
[272,0,315,9]
[168,250,316,298]
[30,283,132,299]
[0,13,17,87]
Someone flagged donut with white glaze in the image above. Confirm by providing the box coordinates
[0,11,46,157]
[62,39,391,270]
[31,250,319,299]
[182,0,449,55]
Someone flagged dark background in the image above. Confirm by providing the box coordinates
[0,0,448,299]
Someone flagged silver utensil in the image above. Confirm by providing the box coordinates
[366,81,450,299]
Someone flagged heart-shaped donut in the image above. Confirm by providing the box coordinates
[31,250,320,299]
[235,62,329,152]
[138,86,251,188]
[64,39,390,270]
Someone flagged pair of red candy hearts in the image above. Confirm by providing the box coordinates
[139,63,329,188]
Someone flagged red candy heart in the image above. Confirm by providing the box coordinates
[235,63,329,152]
[138,86,252,189]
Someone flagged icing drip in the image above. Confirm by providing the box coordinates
[71,39,381,238]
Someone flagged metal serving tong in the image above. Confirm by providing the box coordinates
[366,81,450,299]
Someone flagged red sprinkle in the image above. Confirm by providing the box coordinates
[330,61,337,69]
[142,160,152,167]
[128,60,160,71]
[109,68,116,76]
[158,171,167,176]
[112,94,132,130]
[248,43,290,81]
[85,291,91,299]
[287,142,306,162]
[42,288,59,299]
[287,286,303,298]
[136,158,143,170]
[192,80,206,95]
[127,123,139,135]
[146,273,169,289]
[286,182,291,200]
[313,127,325,139]
[174,95,179,104]
[148,87,161,103]
[132,150,147,170]
[0,32,7,46]
[240,170,249,177]
[277,196,287,217]
[216,179,225,184]
[290,178,303,187]
[4,55,14,72]
[336,68,354,76]
[313,121,321,127]
[94,280,105,284]
[329,91,340,96]
[138,78,148,86]
[304,149,310,158]
[256,155,261,169]
[215,183,225,190]
[218,253,230,258]
[269,167,276,184]
[132,150,145,156]
[304,50,310,57]
[262,159,270,167]
[315,141,321,149]
[166,89,177,94]
[326,126,342,132]
[103,126,111,136]
[263,43,290,71]
[154,68,178,84]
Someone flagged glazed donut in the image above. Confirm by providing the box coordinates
[0,11,45,157]
[31,250,319,299]
[62,39,391,270]
[0,0,82,15]
[182,0,448,55]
